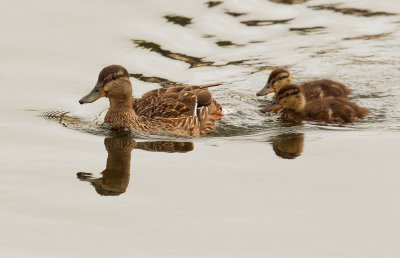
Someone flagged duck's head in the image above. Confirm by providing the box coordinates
[79,65,131,104]
[256,68,292,97]
[261,84,305,113]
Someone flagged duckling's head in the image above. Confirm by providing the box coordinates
[256,68,292,97]
[261,84,305,113]
[79,65,131,104]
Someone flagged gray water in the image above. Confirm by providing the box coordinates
[1,0,400,257]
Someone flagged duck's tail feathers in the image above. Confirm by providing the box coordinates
[198,106,216,135]
[347,101,370,118]
[356,106,370,118]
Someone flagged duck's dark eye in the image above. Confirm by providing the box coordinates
[95,89,99,93]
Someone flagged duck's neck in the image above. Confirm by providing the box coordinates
[109,94,133,111]
[105,89,140,130]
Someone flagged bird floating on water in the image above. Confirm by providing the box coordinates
[79,65,222,137]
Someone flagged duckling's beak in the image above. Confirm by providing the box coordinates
[256,82,275,96]
[79,82,106,104]
[261,99,283,113]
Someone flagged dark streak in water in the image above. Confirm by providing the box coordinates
[132,39,214,68]
[216,40,243,47]
[270,0,308,4]
[129,73,180,88]
[203,34,215,38]
[343,32,392,40]
[216,40,234,46]
[289,26,326,34]
[225,11,247,17]
[225,60,249,66]
[310,5,396,17]
[132,39,264,68]
[241,18,293,26]
[251,65,290,74]
[206,1,223,8]
[164,15,192,27]
[249,40,265,44]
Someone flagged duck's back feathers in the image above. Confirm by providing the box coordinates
[133,92,197,118]
[135,84,222,119]
[131,84,222,136]
[301,80,352,100]
[141,83,221,99]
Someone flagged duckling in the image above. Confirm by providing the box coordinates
[261,84,370,123]
[79,65,222,136]
[256,68,352,100]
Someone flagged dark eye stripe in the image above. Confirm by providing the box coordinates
[278,89,299,100]
[271,75,289,85]
[103,74,124,83]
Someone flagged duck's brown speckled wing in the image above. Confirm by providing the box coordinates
[141,85,217,106]
[134,84,222,119]
[133,92,197,118]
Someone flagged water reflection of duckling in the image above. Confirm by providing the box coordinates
[261,84,370,123]
[77,137,194,196]
[79,65,222,137]
[270,133,304,159]
[256,68,352,100]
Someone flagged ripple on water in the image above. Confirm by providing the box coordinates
[309,4,396,17]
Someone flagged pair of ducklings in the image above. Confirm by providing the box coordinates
[79,65,369,137]
[256,68,370,123]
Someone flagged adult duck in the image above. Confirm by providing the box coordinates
[79,65,222,136]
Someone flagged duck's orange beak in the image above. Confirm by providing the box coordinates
[79,82,106,104]
[261,99,283,113]
[256,82,275,96]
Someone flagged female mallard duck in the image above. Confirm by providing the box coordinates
[261,84,370,123]
[256,68,352,100]
[79,65,222,136]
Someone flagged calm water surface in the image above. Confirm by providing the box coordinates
[1,0,400,257]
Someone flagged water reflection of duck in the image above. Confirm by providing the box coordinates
[270,133,304,159]
[262,84,370,123]
[79,65,222,137]
[77,136,194,196]
[256,68,352,100]
[77,137,134,196]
